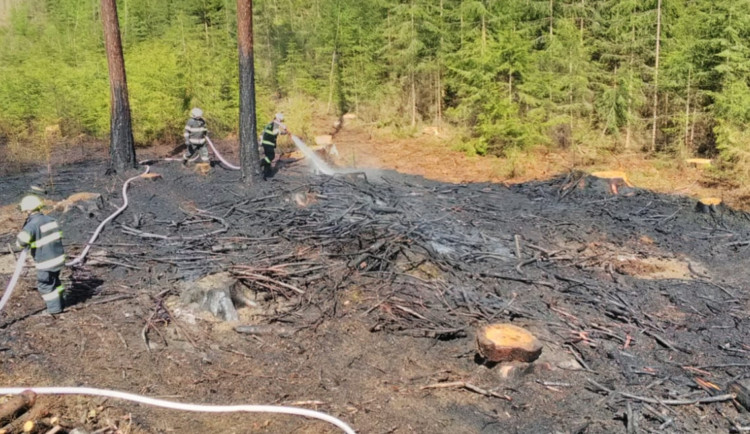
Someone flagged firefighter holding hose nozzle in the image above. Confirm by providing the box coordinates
[182,107,211,165]
[260,112,290,180]
[16,195,66,314]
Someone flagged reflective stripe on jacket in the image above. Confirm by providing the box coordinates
[184,117,208,145]
[261,121,287,147]
[17,213,65,271]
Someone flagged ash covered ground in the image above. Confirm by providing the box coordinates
[1,148,750,433]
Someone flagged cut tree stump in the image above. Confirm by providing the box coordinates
[140,173,162,181]
[53,193,103,214]
[685,158,712,168]
[314,135,333,146]
[0,391,35,426]
[194,163,211,176]
[22,420,35,433]
[477,324,543,363]
[695,197,722,214]
[589,171,634,195]
[728,381,750,411]
[562,171,635,196]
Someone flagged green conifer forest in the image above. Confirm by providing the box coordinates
[1,0,750,170]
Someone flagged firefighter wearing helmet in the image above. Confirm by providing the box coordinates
[260,113,289,180]
[16,195,66,314]
[182,107,211,165]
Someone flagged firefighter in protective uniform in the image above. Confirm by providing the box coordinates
[182,107,210,165]
[16,195,66,314]
[260,113,289,179]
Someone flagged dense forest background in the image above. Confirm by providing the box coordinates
[2,0,750,172]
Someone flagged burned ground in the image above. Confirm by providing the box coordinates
[1,151,750,433]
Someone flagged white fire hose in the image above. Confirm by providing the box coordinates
[1,167,150,315]
[0,248,28,314]
[1,161,358,434]
[0,387,356,434]
[206,136,240,170]
[66,166,151,267]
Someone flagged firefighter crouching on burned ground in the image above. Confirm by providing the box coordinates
[260,113,290,180]
[16,195,66,314]
[182,107,210,165]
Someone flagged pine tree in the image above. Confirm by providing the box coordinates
[101,0,137,172]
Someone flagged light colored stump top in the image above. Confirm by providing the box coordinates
[590,170,633,187]
[699,197,721,206]
[477,323,543,363]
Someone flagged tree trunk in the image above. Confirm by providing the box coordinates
[327,8,340,114]
[101,0,136,173]
[690,107,696,148]
[410,2,416,127]
[437,0,443,127]
[684,67,691,155]
[481,12,486,55]
[237,0,261,183]
[411,72,417,128]
[650,0,662,152]
[549,0,554,37]
[625,19,635,150]
[580,0,584,42]
[508,69,513,103]
[327,50,337,114]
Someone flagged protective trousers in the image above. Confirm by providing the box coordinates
[183,143,209,163]
[37,270,64,314]
[261,144,276,179]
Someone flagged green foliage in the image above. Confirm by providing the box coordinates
[0,0,750,171]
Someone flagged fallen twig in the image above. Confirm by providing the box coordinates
[586,378,735,405]
[421,381,511,401]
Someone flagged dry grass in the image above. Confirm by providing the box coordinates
[329,117,750,211]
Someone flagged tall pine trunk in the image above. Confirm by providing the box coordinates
[684,67,692,155]
[650,0,662,152]
[238,0,261,183]
[626,20,635,150]
[101,0,136,173]
[410,1,416,128]
[549,0,554,37]
[327,9,340,114]
[436,0,444,127]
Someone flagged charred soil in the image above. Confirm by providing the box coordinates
[1,144,750,433]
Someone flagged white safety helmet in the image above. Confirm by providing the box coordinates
[20,195,43,212]
[274,112,284,122]
[191,107,203,118]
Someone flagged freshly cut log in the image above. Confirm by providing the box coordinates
[562,171,635,196]
[591,170,633,184]
[728,381,750,411]
[22,420,35,433]
[476,323,542,363]
[0,391,35,425]
[140,173,162,180]
[590,171,633,195]
[195,163,211,175]
[695,197,721,213]
[685,158,711,168]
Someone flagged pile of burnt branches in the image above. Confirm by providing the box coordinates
[51,162,750,431]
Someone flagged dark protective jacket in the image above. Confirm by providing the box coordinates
[184,117,208,145]
[16,212,66,271]
[261,121,287,147]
